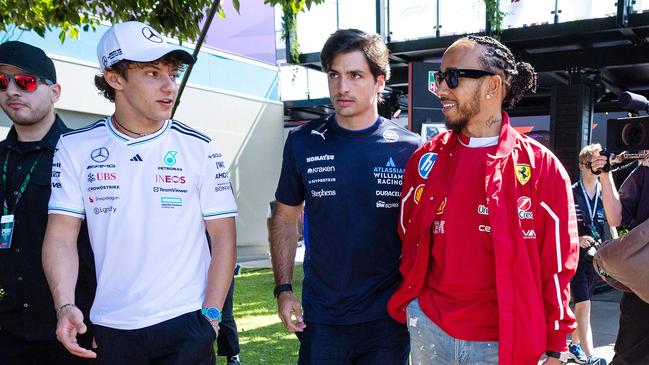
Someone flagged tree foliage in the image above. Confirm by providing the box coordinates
[0,0,321,45]
[267,0,325,63]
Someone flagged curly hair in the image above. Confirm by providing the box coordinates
[464,35,537,107]
[94,53,187,102]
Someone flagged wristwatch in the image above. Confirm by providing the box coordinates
[201,307,222,322]
[274,283,293,298]
[545,351,562,360]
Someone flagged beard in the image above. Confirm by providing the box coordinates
[0,99,51,127]
[444,86,482,134]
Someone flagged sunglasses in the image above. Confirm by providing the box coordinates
[0,73,53,92]
[434,69,496,89]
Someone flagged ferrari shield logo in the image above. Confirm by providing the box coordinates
[428,71,437,94]
[516,164,531,185]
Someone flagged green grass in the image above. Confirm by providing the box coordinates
[216,266,304,365]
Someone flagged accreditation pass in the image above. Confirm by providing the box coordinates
[0,214,15,249]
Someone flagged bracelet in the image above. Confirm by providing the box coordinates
[56,303,77,318]
[545,351,562,359]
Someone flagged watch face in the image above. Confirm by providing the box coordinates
[206,307,220,320]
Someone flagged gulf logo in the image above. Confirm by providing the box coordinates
[414,184,425,204]
[418,152,438,179]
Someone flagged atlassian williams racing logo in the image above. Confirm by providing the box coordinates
[418,153,438,179]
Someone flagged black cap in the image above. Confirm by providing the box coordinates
[0,41,57,83]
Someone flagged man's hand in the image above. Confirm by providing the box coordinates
[541,356,563,365]
[277,291,306,332]
[579,235,595,249]
[589,153,609,174]
[205,318,220,338]
[56,305,96,358]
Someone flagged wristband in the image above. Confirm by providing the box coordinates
[274,283,293,298]
[56,303,76,318]
[545,351,562,360]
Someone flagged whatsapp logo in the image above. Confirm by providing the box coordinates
[163,151,178,166]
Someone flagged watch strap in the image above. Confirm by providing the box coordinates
[545,351,562,359]
[274,283,293,298]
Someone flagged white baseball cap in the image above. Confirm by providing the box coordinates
[97,21,195,70]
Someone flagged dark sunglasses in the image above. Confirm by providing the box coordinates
[0,73,53,92]
[434,69,496,89]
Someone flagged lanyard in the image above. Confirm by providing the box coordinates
[2,150,43,216]
[578,179,600,224]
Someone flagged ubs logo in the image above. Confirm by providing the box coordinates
[91,148,109,163]
[141,27,163,43]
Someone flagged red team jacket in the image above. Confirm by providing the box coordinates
[388,113,578,365]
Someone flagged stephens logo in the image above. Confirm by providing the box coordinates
[517,196,533,219]
[418,153,437,179]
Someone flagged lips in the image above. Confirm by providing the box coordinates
[157,98,174,106]
[441,100,456,112]
[6,100,26,109]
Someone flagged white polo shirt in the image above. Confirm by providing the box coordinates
[49,117,238,330]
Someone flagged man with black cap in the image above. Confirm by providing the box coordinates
[0,41,96,364]
[42,21,237,364]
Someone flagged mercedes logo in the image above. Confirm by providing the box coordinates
[91,147,110,163]
[141,27,163,44]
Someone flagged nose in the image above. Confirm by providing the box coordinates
[161,74,178,93]
[1,78,22,96]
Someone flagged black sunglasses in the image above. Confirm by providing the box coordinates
[434,69,496,89]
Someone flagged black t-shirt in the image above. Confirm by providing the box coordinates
[276,115,421,324]
[620,165,649,229]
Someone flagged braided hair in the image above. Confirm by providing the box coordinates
[465,35,537,107]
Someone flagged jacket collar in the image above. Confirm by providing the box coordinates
[436,111,515,157]
[5,114,68,152]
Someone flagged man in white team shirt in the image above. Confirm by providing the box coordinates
[42,21,237,364]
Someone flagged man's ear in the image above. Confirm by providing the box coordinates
[486,74,504,100]
[375,74,386,94]
[103,69,126,91]
[49,84,61,103]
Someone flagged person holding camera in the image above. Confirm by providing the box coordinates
[567,144,615,365]
[591,150,649,365]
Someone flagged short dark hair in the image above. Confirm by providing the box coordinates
[464,35,537,107]
[320,29,390,82]
[94,53,187,102]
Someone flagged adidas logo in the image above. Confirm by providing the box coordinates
[130,154,143,162]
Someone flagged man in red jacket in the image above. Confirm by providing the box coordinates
[387,35,578,365]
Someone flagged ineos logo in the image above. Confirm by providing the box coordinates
[91,148,110,163]
[141,27,163,43]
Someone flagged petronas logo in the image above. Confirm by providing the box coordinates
[163,151,178,166]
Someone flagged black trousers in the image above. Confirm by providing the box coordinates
[0,330,95,365]
[611,292,649,365]
[217,276,240,357]
[94,310,215,365]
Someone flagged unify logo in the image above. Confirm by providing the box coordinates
[93,206,117,215]
[130,154,143,162]
[163,151,178,166]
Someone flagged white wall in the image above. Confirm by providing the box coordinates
[0,56,284,260]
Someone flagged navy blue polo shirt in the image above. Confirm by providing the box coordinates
[276,115,421,325]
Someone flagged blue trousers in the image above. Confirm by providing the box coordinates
[296,316,409,365]
[406,299,498,365]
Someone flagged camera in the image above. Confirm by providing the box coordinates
[606,115,649,154]
[583,224,602,263]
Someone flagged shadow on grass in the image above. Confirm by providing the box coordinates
[218,266,303,365]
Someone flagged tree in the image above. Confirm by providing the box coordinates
[0,0,323,45]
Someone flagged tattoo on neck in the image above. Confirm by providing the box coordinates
[486,116,502,128]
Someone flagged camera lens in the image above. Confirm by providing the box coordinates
[622,121,648,148]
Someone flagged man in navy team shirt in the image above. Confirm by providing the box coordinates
[269,29,421,364]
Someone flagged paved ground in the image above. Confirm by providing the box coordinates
[240,246,622,364]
